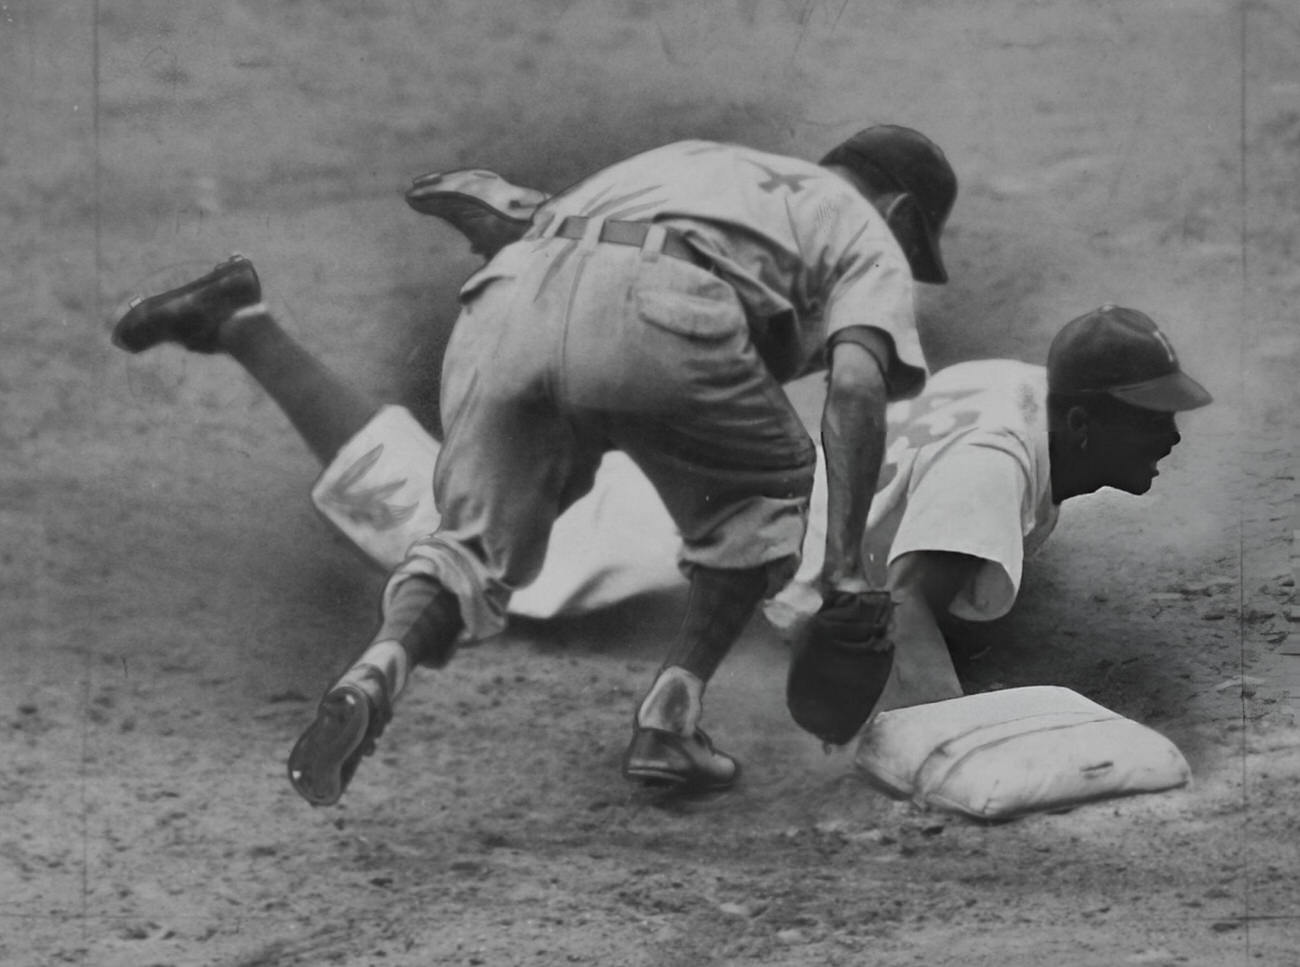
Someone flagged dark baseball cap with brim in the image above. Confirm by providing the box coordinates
[819,125,956,285]
[1047,305,1213,412]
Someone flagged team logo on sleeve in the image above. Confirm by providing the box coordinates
[318,445,420,531]
[743,160,817,195]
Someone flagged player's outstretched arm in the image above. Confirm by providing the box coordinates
[785,339,899,745]
[878,550,978,710]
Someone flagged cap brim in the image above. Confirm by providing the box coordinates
[911,228,948,285]
[885,192,948,285]
[1108,370,1213,411]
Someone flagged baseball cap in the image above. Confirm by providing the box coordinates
[819,124,956,284]
[1047,305,1213,412]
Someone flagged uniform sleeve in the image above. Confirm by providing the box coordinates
[886,441,1034,621]
[821,220,927,401]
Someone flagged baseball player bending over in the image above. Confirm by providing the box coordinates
[114,126,960,806]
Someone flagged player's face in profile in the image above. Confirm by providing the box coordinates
[1091,403,1182,495]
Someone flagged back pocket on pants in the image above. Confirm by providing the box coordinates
[635,283,742,340]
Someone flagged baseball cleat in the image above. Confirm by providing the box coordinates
[405,168,547,220]
[405,168,548,259]
[622,726,741,793]
[111,254,261,354]
[287,668,392,807]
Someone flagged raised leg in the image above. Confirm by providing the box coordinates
[220,307,378,464]
[111,254,379,465]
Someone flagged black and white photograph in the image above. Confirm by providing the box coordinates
[2,1,1297,964]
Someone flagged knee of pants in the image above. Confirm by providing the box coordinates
[677,492,810,579]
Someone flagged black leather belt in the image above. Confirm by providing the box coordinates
[554,216,703,265]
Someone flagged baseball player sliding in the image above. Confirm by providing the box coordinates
[114,125,957,806]
[111,127,1210,810]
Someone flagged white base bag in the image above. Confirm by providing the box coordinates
[855,686,1191,821]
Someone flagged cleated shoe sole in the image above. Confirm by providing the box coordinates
[287,684,372,807]
[405,168,548,259]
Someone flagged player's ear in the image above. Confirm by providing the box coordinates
[1065,404,1091,452]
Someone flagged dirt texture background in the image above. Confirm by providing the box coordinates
[2,1,1298,965]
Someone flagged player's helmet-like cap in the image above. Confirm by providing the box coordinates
[819,124,956,284]
[1047,305,1213,412]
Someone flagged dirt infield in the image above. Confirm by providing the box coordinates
[2,2,1297,964]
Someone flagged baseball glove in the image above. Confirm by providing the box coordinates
[786,589,895,746]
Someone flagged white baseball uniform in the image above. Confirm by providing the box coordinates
[312,359,1058,628]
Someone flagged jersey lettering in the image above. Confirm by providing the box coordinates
[876,389,983,492]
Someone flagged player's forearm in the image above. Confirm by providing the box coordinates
[876,551,980,709]
[819,344,888,592]
[875,583,964,710]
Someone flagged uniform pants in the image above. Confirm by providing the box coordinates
[380,223,817,640]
